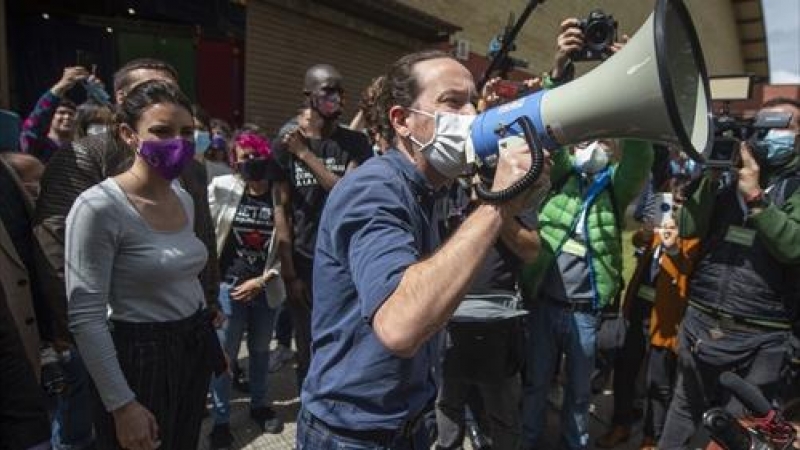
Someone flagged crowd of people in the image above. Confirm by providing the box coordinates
[0,12,798,450]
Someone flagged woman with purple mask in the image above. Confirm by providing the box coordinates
[65,80,224,450]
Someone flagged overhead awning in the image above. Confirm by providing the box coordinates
[312,0,461,43]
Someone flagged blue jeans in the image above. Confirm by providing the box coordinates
[296,407,435,450]
[210,281,278,424]
[522,303,599,450]
[51,348,95,450]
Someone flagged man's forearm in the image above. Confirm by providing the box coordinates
[274,182,297,280]
[373,204,505,357]
[499,217,540,264]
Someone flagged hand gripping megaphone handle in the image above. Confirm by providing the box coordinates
[474,115,545,202]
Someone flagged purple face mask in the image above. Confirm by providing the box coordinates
[138,138,195,180]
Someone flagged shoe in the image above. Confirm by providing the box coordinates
[269,344,294,373]
[595,425,631,448]
[232,367,249,393]
[251,407,284,434]
[466,421,492,449]
[639,436,657,450]
[208,423,234,449]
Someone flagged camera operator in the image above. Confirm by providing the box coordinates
[659,97,800,450]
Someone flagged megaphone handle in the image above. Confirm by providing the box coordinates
[475,116,545,202]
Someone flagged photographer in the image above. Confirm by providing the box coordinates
[19,66,102,162]
[548,16,629,85]
[659,97,800,450]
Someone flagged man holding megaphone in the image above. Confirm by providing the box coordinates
[296,50,551,449]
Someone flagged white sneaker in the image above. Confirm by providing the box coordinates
[269,344,294,373]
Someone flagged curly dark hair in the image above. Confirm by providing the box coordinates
[357,76,386,142]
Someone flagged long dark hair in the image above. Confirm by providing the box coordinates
[114,80,192,131]
[376,49,453,143]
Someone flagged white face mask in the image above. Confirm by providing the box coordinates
[573,141,609,174]
[408,108,476,179]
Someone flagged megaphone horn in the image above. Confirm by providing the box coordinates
[470,0,713,201]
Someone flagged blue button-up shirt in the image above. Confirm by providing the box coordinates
[301,149,443,430]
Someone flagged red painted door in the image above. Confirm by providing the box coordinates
[197,38,244,127]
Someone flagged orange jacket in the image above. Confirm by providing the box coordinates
[624,230,700,352]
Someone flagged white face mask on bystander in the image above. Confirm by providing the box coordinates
[573,141,610,174]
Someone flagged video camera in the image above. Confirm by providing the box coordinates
[573,10,619,62]
[706,74,793,169]
[708,110,793,169]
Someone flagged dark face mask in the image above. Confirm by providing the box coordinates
[237,158,269,181]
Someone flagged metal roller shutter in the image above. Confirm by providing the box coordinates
[245,0,422,136]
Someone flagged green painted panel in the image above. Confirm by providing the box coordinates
[117,32,196,101]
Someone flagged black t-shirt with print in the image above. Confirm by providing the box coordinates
[444,183,536,294]
[219,191,275,282]
[273,119,371,262]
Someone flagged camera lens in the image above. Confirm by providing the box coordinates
[585,21,613,50]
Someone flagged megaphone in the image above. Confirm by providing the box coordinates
[470,0,713,201]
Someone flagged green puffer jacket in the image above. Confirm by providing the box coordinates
[520,140,653,308]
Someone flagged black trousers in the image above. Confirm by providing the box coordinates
[0,290,50,450]
[643,346,677,440]
[610,299,651,426]
[289,256,314,393]
[92,309,215,450]
[658,308,789,450]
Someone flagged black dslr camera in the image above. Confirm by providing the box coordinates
[573,10,618,62]
[708,110,793,169]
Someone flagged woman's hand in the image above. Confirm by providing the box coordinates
[112,401,160,450]
[230,278,264,303]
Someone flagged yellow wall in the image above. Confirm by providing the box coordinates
[400,0,744,78]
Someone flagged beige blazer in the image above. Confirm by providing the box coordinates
[207,174,285,307]
[0,158,41,375]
